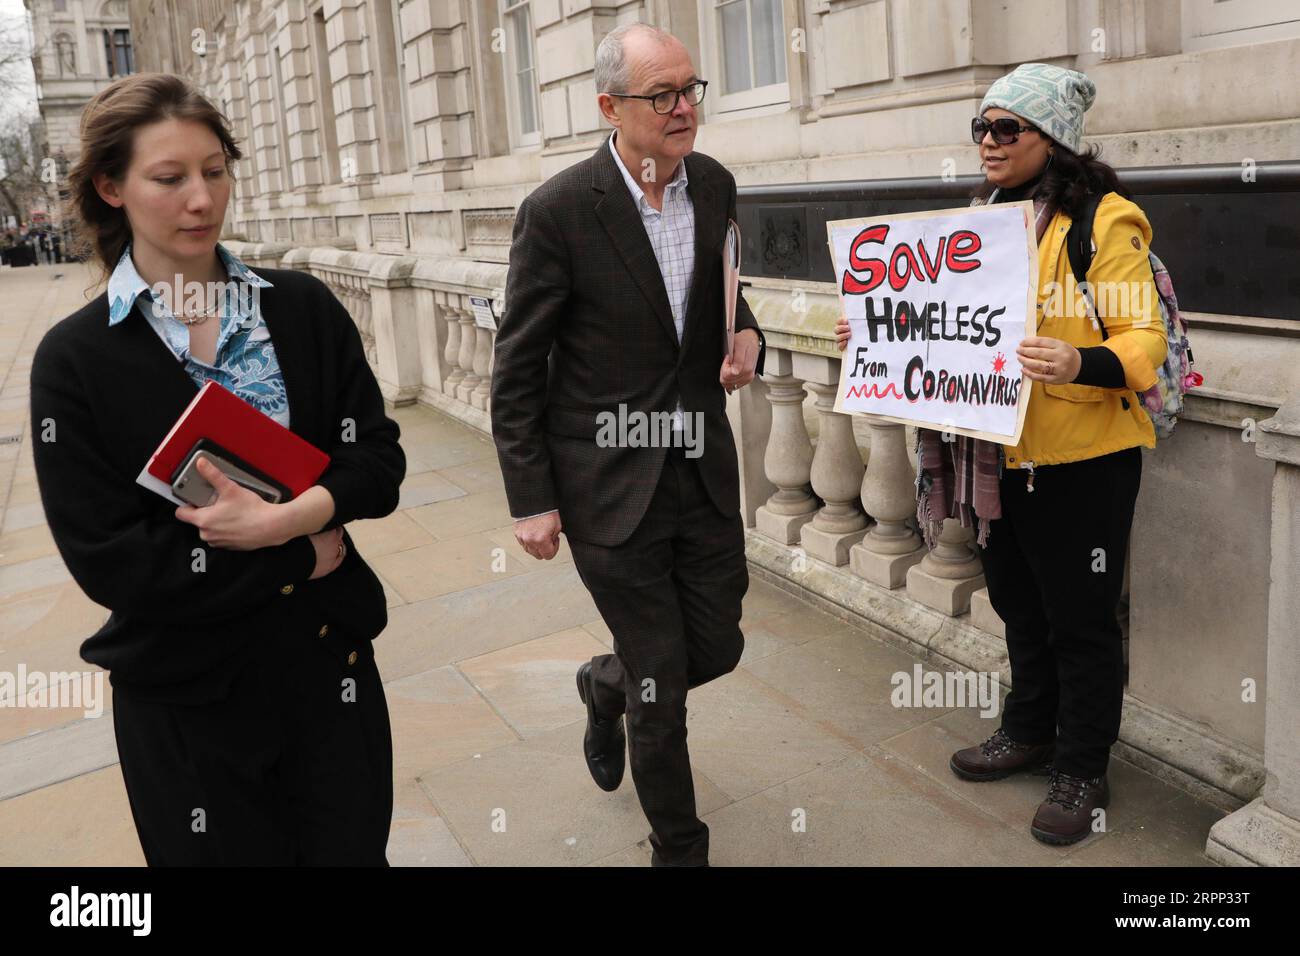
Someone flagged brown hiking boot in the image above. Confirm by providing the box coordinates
[949,727,1054,782]
[1031,769,1110,845]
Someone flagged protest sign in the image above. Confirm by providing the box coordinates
[830,202,1038,444]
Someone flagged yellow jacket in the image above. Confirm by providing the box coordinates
[1002,192,1168,472]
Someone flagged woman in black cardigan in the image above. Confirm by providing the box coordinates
[30,74,405,865]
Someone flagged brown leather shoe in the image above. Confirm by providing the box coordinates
[949,727,1054,782]
[1031,770,1110,845]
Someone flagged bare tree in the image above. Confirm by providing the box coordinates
[0,113,43,228]
[0,11,34,107]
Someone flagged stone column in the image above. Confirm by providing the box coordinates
[1207,394,1300,866]
[850,418,926,588]
[906,518,986,616]
[366,258,420,406]
[753,350,817,545]
[798,363,868,566]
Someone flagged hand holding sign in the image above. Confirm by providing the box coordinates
[1017,335,1081,383]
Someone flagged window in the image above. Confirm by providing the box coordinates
[501,0,540,147]
[102,29,133,77]
[706,0,789,114]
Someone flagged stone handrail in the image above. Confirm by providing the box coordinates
[223,241,507,431]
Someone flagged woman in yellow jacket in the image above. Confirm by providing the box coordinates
[838,63,1166,845]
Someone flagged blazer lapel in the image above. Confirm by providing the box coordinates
[592,139,680,350]
[681,163,722,354]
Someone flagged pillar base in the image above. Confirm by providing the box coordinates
[849,539,925,589]
[1206,797,1300,866]
[755,504,817,545]
[800,522,868,567]
[379,381,421,407]
[970,587,1006,639]
[906,563,985,616]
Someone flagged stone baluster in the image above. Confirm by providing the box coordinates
[471,323,493,410]
[850,417,926,588]
[442,303,465,397]
[907,517,986,615]
[455,309,480,405]
[798,354,868,565]
[753,350,817,545]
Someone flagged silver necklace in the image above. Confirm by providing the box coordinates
[175,306,219,326]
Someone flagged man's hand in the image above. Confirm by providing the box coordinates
[515,511,563,560]
[174,456,288,550]
[721,328,760,393]
[1017,336,1082,384]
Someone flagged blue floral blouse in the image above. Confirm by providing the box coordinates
[106,243,290,427]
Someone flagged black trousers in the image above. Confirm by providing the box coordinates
[976,445,1142,779]
[111,618,393,866]
[567,446,748,866]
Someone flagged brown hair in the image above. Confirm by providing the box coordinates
[65,72,241,286]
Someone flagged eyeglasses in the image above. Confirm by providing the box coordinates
[971,116,1038,145]
[608,81,708,115]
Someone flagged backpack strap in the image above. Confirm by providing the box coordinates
[1065,190,1135,410]
[1066,190,1106,337]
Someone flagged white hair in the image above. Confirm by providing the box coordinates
[594,22,678,94]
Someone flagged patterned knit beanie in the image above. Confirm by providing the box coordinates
[980,63,1096,153]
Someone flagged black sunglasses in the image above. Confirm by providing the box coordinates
[971,116,1039,145]
[608,81,708,115]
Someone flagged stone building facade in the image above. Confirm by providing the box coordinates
[24,0,136,166]
[123,0,1300,866]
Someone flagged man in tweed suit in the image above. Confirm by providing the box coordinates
[490,22,764,867]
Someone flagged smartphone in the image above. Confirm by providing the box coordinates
[171,440,288,506]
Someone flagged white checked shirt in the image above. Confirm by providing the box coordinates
[608,131,695,430]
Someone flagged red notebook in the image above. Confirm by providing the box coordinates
[136,380,330,506]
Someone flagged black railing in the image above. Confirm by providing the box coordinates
[736,161,1300,322]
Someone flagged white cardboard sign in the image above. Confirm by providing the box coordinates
[829,201,1039,444]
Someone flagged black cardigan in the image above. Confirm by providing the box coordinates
[29,266,406,700]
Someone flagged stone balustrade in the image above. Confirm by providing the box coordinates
[226,241,506,433]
